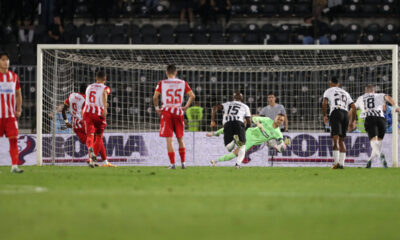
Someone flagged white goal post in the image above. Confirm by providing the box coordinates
[36,44,399,167]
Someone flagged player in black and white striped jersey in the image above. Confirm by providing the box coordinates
[354,84,400,168]
[322,77,356,169]
[210,92,252,168]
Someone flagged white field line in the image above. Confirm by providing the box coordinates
[0,185,48,194]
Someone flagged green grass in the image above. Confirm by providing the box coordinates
[1,166,400,240]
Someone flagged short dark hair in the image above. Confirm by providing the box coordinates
[330,76,339,84]
[233,91,243,101]
[79,84,86,94]
[166,64,177,75]
[277,113,285,117]
[365,84,375,92]
[267,92,275,96]
[0,51,9,59]
[96,70,106,79]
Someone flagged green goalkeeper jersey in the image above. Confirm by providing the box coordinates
[246,116,283,146]
[214,116,283,148]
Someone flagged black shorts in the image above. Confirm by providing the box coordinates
[364,116,387,140]
[223,121,246,146]
[329,109,349,137]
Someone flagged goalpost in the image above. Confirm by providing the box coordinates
[36,44,399,167]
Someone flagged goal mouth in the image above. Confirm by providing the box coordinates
[36,44,398,167]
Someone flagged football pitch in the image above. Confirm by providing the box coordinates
[1,166,400,240]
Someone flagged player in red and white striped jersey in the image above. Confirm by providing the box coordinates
[62,84,110,167]
[62,84,87,144]
[0,52,23,173]
[82,70,114,168]
[153,64,195,169]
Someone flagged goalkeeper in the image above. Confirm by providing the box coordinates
[207,114,289,166]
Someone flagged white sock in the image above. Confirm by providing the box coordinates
[377,140,383,157]
[103,160,109,164]
[332,150,339,164]
[236,146,246,165]
[369,140,379,162]
[226,140,236,152]
[339,152,346,166]
[11,165,18,169]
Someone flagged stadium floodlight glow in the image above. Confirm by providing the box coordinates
[37,44,399,167]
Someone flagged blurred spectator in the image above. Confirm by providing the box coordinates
[302,16,329,45]
[259,93,288,132]
[146,0,159,11]
[348,109,365,133]
[49,104,72,134]
[19,19,35,43]
[313,0,327,20]
[214,0,231,24]
[198,0,216,26]
[48,15,64,43]
[179,0,194,27]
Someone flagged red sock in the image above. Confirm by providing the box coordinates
[168,152,175,164]
[99,140,107,161]
[9,138,19,165]
[93,135,100,156]
[179,148,186,163]
[86,134,94,150]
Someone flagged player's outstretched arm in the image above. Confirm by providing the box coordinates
[15,89,22,118]
[61,104,72,128]
[349,102,356,124]
[210,104,223,128]
[182,91,195,112]
[384,95,400,112]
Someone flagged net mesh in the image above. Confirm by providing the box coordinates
[40,47,397,167]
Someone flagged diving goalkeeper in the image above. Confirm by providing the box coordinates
[207,114,289,166]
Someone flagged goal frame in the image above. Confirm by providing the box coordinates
[36,44,399,167]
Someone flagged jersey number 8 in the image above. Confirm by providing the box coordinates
[364,98,375,109]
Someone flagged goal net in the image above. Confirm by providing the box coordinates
[36,45,399,167]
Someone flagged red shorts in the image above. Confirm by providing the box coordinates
[0,117,18,137]
[83,112,107,135]
[160,111,184,138]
